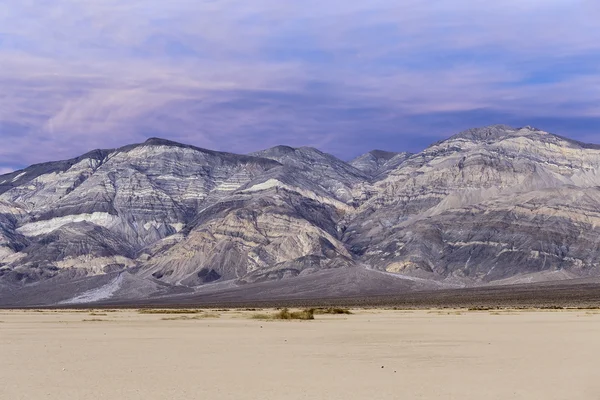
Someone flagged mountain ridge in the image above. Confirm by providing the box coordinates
[3,124,600,306]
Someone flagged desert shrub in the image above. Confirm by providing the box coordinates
[276,308,292,319]
[161,313,219,320]
[314,307,352,315]
[138,309,203,314]
[250,313,273,320]
[251,308,314,320]
[285,308,314,320]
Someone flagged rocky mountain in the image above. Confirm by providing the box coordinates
[350,149,412,178]
[2,125,600,306]
[345,125,600,283]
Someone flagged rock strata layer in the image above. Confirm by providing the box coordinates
[2,125,600,305]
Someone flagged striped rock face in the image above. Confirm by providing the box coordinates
[3,125,600,305]
[345,125,600,284]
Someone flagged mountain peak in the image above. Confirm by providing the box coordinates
[436,124,600,151]
[255,145,297,156]
[143,137,185,146]
[5,124,600,305]
[350,149,397,167]
[251,145,333,160]
[350,150,412,176]
[368,149,399,159]
[454,124,517,141]
[433,124,555,146]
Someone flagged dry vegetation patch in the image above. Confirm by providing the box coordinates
[313,307,352,315]
[428,310,464,315]
[251,308,316,320]
[161,313,220,321]
[138,309,203,315]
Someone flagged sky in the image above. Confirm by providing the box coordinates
[1,0,599,173]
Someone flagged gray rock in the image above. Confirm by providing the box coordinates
[350,150,412,178]
[3,124,600,305]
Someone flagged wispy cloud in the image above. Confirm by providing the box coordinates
[0,0,599,165]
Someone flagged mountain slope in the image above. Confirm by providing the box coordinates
[251,145,368,202]
[0,139,282,284]
[350,150,413,178]
[3,125,600,305]
[350,150,398,174]
[346,125,600,282]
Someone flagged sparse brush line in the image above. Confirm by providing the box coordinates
[251,308,315,320]
[313,307,352,315]
[138,309,204,314]
[161,313,220,320]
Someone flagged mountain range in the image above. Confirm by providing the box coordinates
[2,124,600,306]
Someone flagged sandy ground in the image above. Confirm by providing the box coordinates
[1,308,599,400]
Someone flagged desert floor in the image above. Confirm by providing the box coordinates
[1,308,599,400]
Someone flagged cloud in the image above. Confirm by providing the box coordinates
[0,0,599,165]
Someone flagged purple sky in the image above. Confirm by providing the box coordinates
[1,0,599,172]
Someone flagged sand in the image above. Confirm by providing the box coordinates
[1,308,599,399]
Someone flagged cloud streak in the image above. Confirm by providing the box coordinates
[0,0,599,166]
